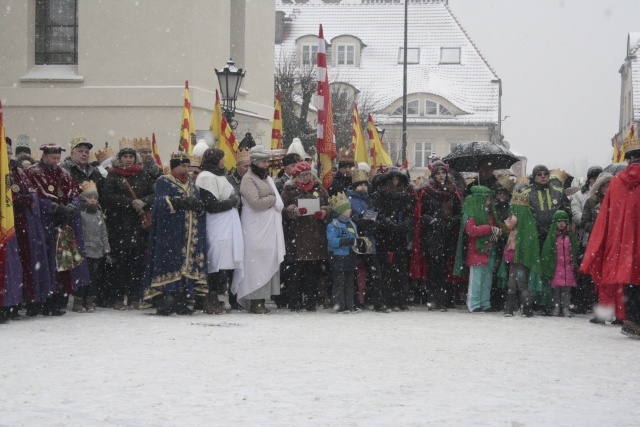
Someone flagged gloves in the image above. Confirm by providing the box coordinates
[339,237,355,247]
[54,203,77,225]
[488,234,498,243]
[170,196,203,213]
[313,210,325,220]
[491,226,502,237]
[353,237,370,254]
[227,193,239,207]
[131,199,146,213]
[104,254,114,265]
[298,207,308,216]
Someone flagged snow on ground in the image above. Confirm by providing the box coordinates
[1,304,638,427]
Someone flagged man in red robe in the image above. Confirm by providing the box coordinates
[580,141,640,339]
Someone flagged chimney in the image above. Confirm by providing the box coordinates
[275,11,286,44]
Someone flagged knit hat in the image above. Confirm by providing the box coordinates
[249,145,271,164]
[291,161,311,177]
[201,147,225,168]
[551,210,570,223]
[282,153,301,167]
[531,164,549,178]
[428,160,448,174]
[586,166,603,181]
[117,147,137,159]
[329,192,351,215]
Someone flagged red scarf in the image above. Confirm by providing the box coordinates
[171,171,189,184]
[296,180,315,193]
[112,164,144,177]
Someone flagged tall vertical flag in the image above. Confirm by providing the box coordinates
[316,24,337,190]
[1,100,22,307]
[151,132,163,170]
[179,80,195,155]
[619,124,635,162]
[612,132,622,163]
[351,103,369,165]
[210,89,238,171]
[367,113,393,173]
[271,91,283,149]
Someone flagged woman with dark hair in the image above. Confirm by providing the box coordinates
[417,161,462,311]
[195,148,243,315]
[101,139,154,310]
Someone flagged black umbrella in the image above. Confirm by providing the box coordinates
[604,162,627,176]
[442,141,520,172]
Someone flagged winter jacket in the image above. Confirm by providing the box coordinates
[522,182,571,238]
[327,216,358,258]
[570,188,589,225]
[346,188,377,254]
[80,204,111,258]
[226,170,244,215]
[464,216,496,267]
[61,157,105,191]
[550,233,577,287]
[328,172,351,197]
[274,173,292,194]
[370,183,415,254]
[101,164,155,250]
[240,169,276,211]
[280,177,331,261]
[418,180,461,258]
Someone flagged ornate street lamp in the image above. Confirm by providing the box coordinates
[215,58,246,130]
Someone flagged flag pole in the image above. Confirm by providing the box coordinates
[401,0,408,165]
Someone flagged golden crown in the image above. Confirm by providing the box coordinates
[623,135,640,155]
[495,174,515,192]
[95,147,114,164]
[170,151,190,161]
[329,191,350,211]
[351,169,369,184]
[511,192,529,207]
[135,137,152,151]
[549,168,568,184]
[189,154,202,167]
[119,137,136,150]
[88,151,97,163]
[237,147,251,163]
[80,180,98,195]
[338,146,354,163]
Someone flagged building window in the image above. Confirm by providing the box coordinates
[398,48,420,64]
[35,0,78,65]
[336,44,355,66]
[301,44,318,66]
[425,99,453,116]
[440,47,461,64]
[385,140,401,166]
[414,141,432,168]
[392,99,419,116]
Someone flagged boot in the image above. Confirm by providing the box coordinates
[521,295,533,318]
[72,295,86,313]
[203,293,225,315]
[503,294,515,317]
[552,304,562,317]
[85,296,96,313]
[156,292,176,316]
[42,294,66,316]
[562,307,573,318]
[26,302,41,317]
[175,290,194,315]
[250,299,270,314]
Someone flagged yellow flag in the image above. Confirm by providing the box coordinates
[271,91,283,149]
[1,100,16,241]
[210,89,238,170]
[367,114,392,173]
[352,104,369,165]
[179,80,195,155]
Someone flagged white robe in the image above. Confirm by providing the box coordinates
[232,177,285,306]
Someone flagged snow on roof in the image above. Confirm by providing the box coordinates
[275,1,500,125]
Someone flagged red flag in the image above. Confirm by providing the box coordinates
[316,24,337,190]
[271,91,283,149]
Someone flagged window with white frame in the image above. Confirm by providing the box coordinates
[301,44,318,66]
[336,44,355,66]
[414,141,432,168]
[392,99,419,116]
[397,48,420,64]
[440,47,461,64]
[35,0,78,65]
[425,99,453,116]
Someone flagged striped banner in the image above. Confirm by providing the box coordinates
[367,113,393,174]
[352,103,369,165]
[179,80,195,155]
[316,24,337,190]
[210,89,238,171]
[271,91,283,149]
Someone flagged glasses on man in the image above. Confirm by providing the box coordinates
[536,172,549,177]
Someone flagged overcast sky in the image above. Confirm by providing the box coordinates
[448,0,640,179]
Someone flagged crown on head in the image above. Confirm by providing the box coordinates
[329,191,351,212]
[95,147,114,164]
[88,151,97,163]
[623,135,640,155]
[510,192,529,207]
[135,137,152,151]
[189,154,202,167]
[237,147,251,163]
[80,180,98,195]
[170,151,190,161]
[351,169,369,184]
[549,168,568,185]
[119,137,136,150]
[16,134,30,148]
[338,147,355,163]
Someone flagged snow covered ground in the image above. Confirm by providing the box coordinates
[1,304,638,427]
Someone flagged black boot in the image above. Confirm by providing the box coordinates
[26,302,42,317]
[504,294,515,317]
[156,292,176,316]
[522,294,533,318]
[175,289,194,315]
[42,293,66,316]
[0,308,9,324]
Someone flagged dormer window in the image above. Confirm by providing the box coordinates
[440,47,461,64]
[398,48,420,64]
[336,44,355,66]
[392,99,419,116]
[426,100,453,116]
[301,43,317,66]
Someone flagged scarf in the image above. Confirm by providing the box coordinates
[112,164,144,177]
[423,178,458,218]
[80,200,99,214]
[171,171,189,184]
[296,179,315,193]
[250,163,269,180]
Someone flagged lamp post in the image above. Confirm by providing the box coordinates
[215,58,246,130]
[376,126,386,141]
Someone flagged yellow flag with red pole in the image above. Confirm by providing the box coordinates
[367,113,393,173]
[210,89,238,170]
[352,103,369,165]
[0,100,15,239]
[179,80,195,155]
[151,132,163,170]
[271,91,283,149]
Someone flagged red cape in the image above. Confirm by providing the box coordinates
[580,162,640,286]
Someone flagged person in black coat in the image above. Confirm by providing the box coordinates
[370,168,415,310]
[101,146,155,309]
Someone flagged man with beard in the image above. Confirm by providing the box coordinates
[135,137,163,181]
[370,168,415,311]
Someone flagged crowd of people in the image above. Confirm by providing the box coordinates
[2,134,639,340]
